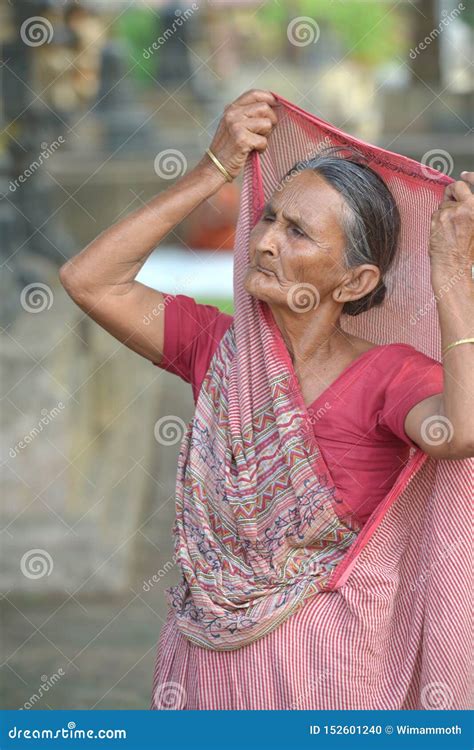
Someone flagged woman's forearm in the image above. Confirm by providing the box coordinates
[59,154,228,296]
[431,262,474,448]
[59,88,278,297]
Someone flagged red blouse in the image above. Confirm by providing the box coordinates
[153,293,444,526]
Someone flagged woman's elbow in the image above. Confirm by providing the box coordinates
[59,260,90,301]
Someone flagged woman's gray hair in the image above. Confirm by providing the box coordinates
[282,145,401,316]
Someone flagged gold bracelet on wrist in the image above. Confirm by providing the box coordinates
[442,337,474,356]
[205,148,233,183]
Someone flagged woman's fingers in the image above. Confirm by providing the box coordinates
[430,169,474,267]
[223,99,279,130]
[239,116,275,136]
[246,132,269,153]
[206,90,279,180]
[228,88,277,109]
[228,101,279,127]
[460,170,474,186]
[443,177,473,203]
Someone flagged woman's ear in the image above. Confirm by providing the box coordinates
[335,265,381,304]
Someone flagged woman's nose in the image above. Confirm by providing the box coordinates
[255,224,280,257]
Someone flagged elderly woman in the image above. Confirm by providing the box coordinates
[59,89,474,709]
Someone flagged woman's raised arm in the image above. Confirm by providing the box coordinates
[404,171,474,459]
[58,89,278,365]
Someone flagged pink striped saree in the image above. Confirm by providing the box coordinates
[151,93,472,710]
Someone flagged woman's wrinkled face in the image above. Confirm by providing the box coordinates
[244,170,349,310]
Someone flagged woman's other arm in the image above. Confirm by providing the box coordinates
[404,172,474,460]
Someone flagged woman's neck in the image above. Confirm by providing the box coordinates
[269,303,352,368]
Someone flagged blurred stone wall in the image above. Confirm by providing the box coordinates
[1,261,170,595]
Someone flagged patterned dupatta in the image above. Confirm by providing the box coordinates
[165,92,472,691]
[167,285,362,650]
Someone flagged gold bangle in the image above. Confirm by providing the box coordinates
[442,337,474,356]
[205,148,233,183]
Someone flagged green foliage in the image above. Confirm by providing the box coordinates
[458,4,474,28]
[114,8,161,84]
[257,0,405,65]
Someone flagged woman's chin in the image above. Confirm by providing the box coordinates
[244,271,277,303]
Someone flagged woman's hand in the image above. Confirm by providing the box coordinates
[429,171,474,277]
[205,89,280,181]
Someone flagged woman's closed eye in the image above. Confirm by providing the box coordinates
[262,215,306,238]
[289,225,305,238]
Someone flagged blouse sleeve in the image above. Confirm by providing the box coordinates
[376,347,444,448]
[152,293,233,403]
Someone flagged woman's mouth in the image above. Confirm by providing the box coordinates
[255,264,275,277]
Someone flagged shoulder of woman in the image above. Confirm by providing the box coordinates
[369,343,443,382]
[377,343,440,363]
